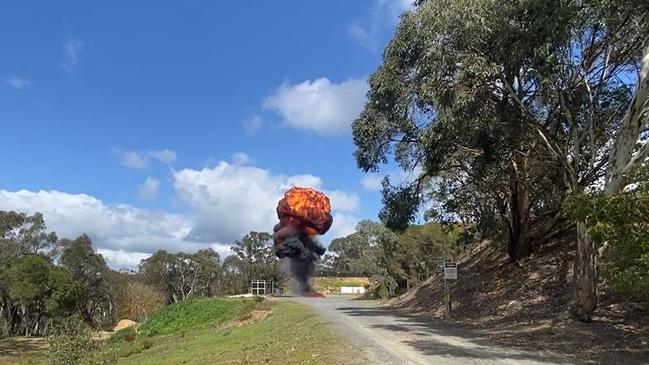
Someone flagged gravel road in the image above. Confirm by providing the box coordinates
[292,296,574,365]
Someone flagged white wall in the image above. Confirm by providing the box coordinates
[340,286,366,294]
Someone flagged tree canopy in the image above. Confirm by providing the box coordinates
[353,0,649,320]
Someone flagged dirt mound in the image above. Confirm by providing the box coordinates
[391,239,649,364]
[113,319,137,332]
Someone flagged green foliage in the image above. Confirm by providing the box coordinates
[46,266,77,317]
[138,298,258,336]
[110,301,350,365]
[0,211,58,266]
[140,248,223,302]
[6,255,49,304]
[112,338,152,358]
[565,180,649,300]
[108,326,138,344]
[326,220,460,297]
[59,234,112,326]
[47,317,115,365]
[379,177,420,232]
[1,255,78,336]
[351,0,649,266]
[224,232,283,295]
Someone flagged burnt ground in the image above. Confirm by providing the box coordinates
[390,239,649,364]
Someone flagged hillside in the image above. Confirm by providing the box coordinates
[113,299,361,365]
[390,239,649,364]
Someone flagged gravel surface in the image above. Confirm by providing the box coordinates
[292,296,574,365]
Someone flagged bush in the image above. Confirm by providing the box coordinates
[108,326,137,344]
[118,283,165,322]
[565,173,649,300]
[47,317,116,365]
[113,338,153,358]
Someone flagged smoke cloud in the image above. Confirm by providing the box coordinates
[272,187,332,295]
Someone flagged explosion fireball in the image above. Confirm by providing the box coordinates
[273,187,333,295]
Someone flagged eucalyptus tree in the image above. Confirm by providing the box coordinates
[353,0,648,320]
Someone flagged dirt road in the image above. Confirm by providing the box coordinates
[293,296,573,365]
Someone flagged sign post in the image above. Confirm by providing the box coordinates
[443,261,457,319]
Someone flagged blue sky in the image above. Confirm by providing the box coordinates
[0,0,411,268]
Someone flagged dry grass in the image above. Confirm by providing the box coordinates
[313,276,370,295]
[0,336,47,365]
[391,239,649,364]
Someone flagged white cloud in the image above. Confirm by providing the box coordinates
[349,0,413,50]
[0,189,194,269]
[97,249,150,270]
[242,115,264,134]
[348,23,376,50]
[61,39,85,73]
[361,175,384,191]
[231,152,252,165]
[263,77,368,136]
[0,161,362,268]
[112,148,177,169]
[148,149,177,164]
[120,150,148,169]
[6,77,31,89]
[326,190,360,212]
[361,167,423,191]
[138,177,160,200]
[172,161,360,245]
[322,212,359,242]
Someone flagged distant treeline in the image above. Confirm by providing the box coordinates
[0,211,282,337]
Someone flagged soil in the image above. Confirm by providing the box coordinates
[390,239,649,364]
[113,319,137,331]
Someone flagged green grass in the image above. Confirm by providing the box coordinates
[108,326,137,344]
[138,297,260,336]
[114,300,357,365]
[1,298,359,365]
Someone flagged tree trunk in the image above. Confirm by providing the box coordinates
[507,158,531,262]
[572,46,649,322]
[573,222,598,321]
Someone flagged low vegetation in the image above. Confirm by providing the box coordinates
[113,300,353,365]
[137,297,261,336]
[1,297,355,365]
[323,221,460,297]
[47,317,116,365]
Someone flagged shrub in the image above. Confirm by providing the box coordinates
[565,171,649,300]
[47,317,116,365]
[108,326,137,344]
[118,283,165,322]
[113,338,153,358]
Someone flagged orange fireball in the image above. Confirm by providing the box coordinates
[276,187,333,235]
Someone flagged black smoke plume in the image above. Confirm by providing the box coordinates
[273,224,326,294]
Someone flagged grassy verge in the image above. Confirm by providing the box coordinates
[0,298,357,365]
[138,297,260,336]
[114,300,354,365]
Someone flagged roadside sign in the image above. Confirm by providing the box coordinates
[444,262,457,280]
